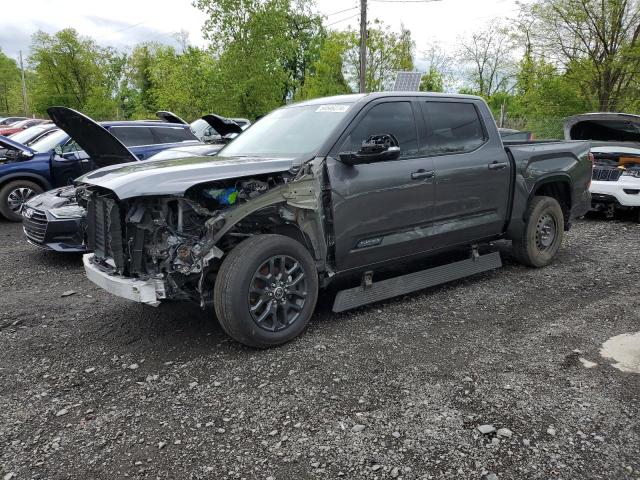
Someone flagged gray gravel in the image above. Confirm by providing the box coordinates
[1,217,639,479]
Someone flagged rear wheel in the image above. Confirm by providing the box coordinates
[0,180,43,221]
[213,234,319,348]
[512,195,564,267]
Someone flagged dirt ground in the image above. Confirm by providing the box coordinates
[0,216,639,480]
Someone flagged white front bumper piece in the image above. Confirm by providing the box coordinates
[83,254,165,306]
[590,178,640,207]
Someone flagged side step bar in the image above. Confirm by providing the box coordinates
[332,251,502,313]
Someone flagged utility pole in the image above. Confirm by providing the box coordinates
[19,51,28,117]
[359,0,367,93]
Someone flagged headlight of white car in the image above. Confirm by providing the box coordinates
[622,169,640,178]
[49,205,85,219]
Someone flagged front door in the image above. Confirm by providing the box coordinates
[327,99,436,271]
[50,139,91,186]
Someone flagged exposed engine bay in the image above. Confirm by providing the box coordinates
[77,162,328,305]
[592,151,640,182]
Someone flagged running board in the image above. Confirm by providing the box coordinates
[332,251,502,313]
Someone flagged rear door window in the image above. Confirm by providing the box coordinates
[336,101,419,159]
[422,102,486,155]
[151,126,196,144]
[110,126,155,146]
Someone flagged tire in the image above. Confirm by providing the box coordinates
[512,196,564,268]
[213,234,319,348]
[0,180,43,222]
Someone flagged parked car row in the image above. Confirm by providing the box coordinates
[6,94,638,348]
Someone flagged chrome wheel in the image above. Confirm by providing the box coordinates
[248,255,307,332]
[535,213,557,251]
[7,187,36,214]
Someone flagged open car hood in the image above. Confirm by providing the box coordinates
[202,114,243,137]
[564,113,640,144]
[47,106,138,167]
[0,135,35,156]
[77,155,297,199]
[156,111,188,125]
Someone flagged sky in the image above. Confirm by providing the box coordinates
[1,0,521,68]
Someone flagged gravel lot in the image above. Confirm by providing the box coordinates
[1,216,639,480]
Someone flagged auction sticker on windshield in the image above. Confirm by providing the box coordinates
[316,104,350,113]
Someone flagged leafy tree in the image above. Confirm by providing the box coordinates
[123,43,163,118]
[298,31,351,99]
[0,50,23,116]
[523,0,640,111]
[419,67,444,92]
[195,0,324,117]
[345,20,416,92]
[419,42,452,92]
[148,45,221,120]
[457,22,515,96]
[28,28,121,118]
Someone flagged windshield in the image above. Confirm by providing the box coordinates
[29,129,68,153]
[219,103,353,158]
[190,119,218,140]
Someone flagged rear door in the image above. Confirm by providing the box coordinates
[420,99,511,247]
[327,99,436,271]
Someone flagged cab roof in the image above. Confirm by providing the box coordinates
[288,91,483,108]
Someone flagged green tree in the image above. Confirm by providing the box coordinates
[28,28,121,118]
[457,22,515,97]
[121,43,163,118]
[419,67,444,92]
[148,45,221,119]
[195,0,324,117]
[345,20,416,92]
[298,31,351,99]
[0,50,23,116]
[523,0,640,111]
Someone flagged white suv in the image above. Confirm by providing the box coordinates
[565,113,640,221]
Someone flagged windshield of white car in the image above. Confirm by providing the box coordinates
[218,103,353,158]
[29,129,68,153]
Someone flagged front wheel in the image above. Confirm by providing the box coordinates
[512,196,564,268]
[213,234,319,348]
[0,180,43,221]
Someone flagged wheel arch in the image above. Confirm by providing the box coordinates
[0,173,52,192]
[530,175,572,229]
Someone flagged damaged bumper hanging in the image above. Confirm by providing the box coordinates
[83,254,167,306]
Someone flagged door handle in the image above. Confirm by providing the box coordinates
[488,161,509,170]
[411,169,435,180]
[80,159,90,163]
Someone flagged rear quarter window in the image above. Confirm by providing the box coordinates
[151,126,196,144]
[422,102,486,155]
[110,126,155,147]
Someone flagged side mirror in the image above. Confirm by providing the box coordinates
[339,134,401,166]
[54,145,63,156]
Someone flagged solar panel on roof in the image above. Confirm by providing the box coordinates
[392,71,423,91]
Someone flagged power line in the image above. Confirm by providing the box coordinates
[326,6,358,17]
[326,13,360,27]
[95,21,146,40]
[370,0,442,3]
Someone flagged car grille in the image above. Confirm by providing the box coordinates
[22,208,48,243]
[86,194,125,272]
[592,166,622,182]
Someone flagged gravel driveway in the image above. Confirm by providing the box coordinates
[1,217,639,479]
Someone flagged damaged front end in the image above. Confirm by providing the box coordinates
[78,160,328,306]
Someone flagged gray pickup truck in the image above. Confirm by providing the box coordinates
[77,92,592,347]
